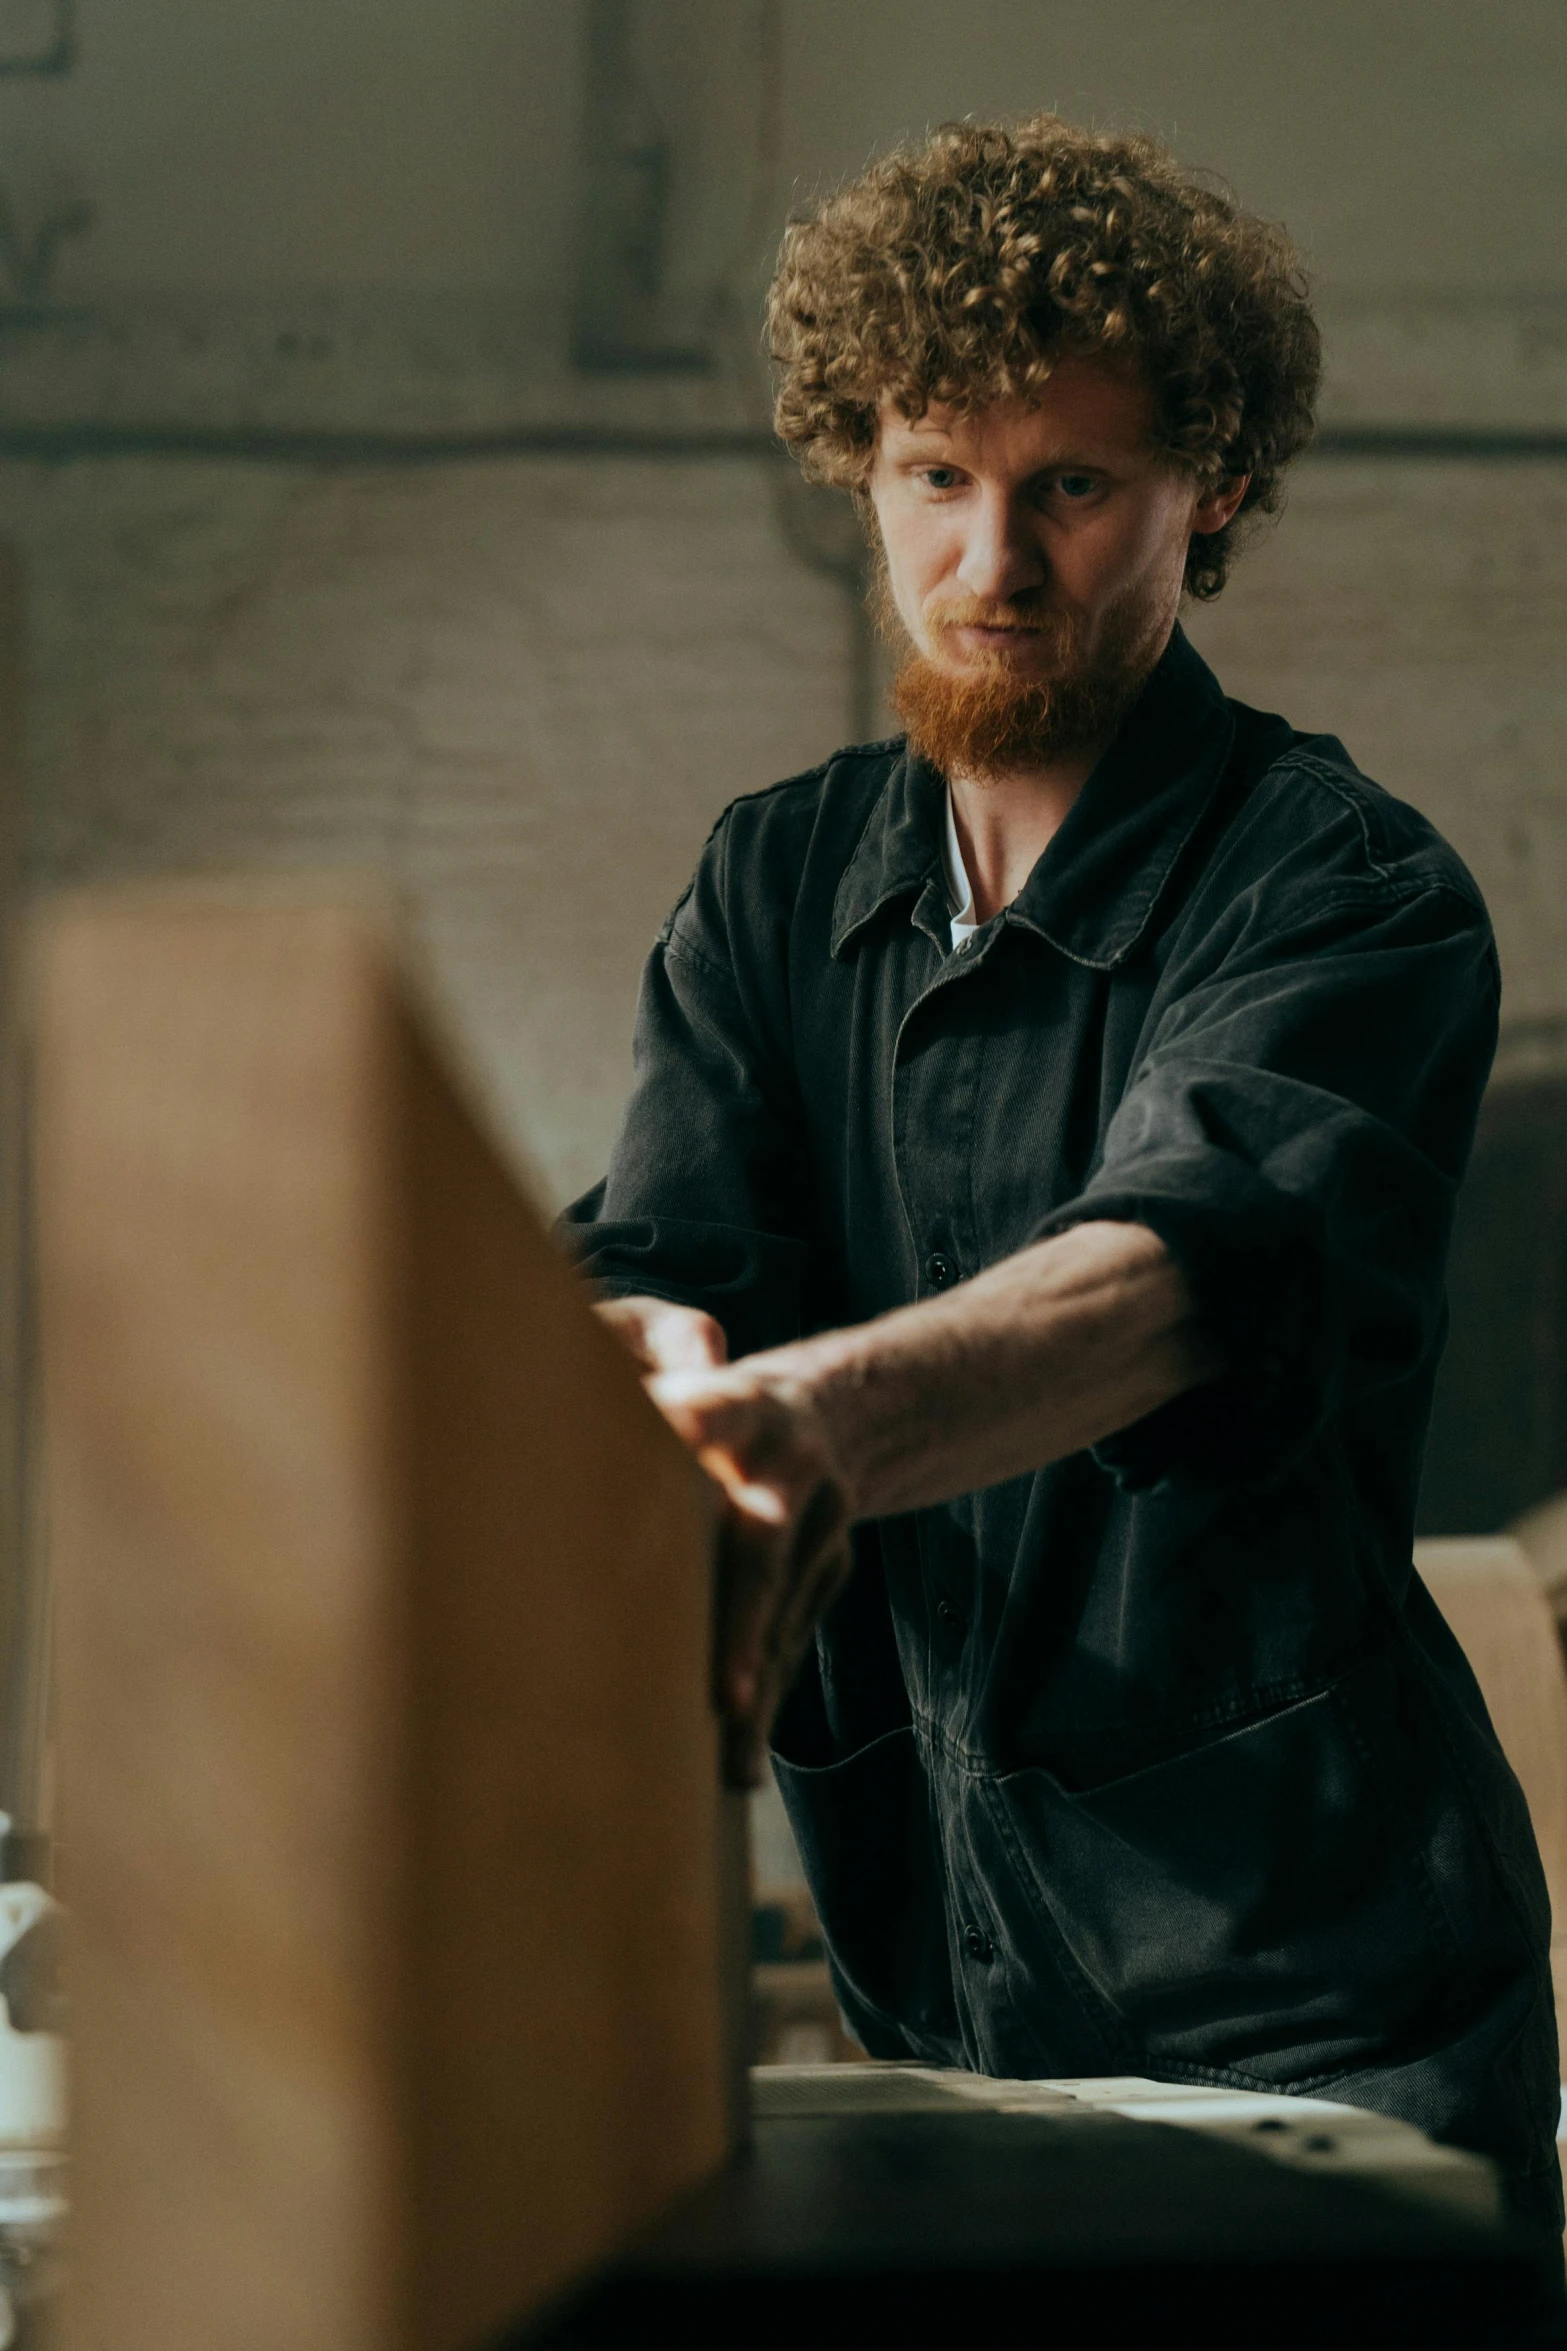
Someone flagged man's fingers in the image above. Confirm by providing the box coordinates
[650,1374,786,1459]
[714,1482,851,1759]
[651,1308,728,1374]
[764,1526,853,1709]
[704,1449,795,1716]
[724,1530,853,1791]
[657,1390,813,1710]
[713,1490,793,1717]
[765,1534,851,1685]
[642,1367,855,1779]
[596,1298,729,1377]
[696,1454,790,1527]
[713,1462,846,1659]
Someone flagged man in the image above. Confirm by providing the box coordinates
[567,116,1561,2227]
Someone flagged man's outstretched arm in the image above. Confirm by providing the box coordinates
[600,1219,1219,1785]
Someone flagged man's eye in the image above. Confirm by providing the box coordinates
[920,467,961,490]
[1054,474,1099,500]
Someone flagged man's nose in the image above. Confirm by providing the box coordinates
[955,489,1047,605]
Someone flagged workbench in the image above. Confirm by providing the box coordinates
[516,2065,1567,2351]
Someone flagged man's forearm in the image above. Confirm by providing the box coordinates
[741,1221,1219,1520]
[624,1219,1219,1780]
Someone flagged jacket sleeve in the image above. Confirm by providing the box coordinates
[561,838,812,1359]
[1032,875,1500,1491]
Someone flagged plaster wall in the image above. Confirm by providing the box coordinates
[6,452,851,1206]
[3,1,1565,306]
[778,0,1567,302]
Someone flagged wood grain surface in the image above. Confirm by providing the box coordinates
[37,889,735,2351]
[1415,1536,1567,2068]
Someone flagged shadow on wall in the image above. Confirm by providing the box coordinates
[1418,1070,1567,1535]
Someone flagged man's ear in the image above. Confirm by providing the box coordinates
[1192,474,1252,536]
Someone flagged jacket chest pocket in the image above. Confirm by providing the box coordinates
[978,1661,1468,2085]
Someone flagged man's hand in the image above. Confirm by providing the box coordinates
[649,1363,854,1791]
[594,1294,729,1377]
[596,1296,850,1787]
[595,1228,1217,1792]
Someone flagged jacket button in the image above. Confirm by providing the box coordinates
[926,1251,955,1288]
[963,1922,994,1964]
[936,1597,965,1636]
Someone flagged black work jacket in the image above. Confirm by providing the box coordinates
[567,628,1558,2196]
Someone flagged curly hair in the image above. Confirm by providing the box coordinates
[767,114,1320,599]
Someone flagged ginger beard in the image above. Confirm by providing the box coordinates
[872,544,1162,782]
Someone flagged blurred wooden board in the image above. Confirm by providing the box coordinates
[37,890,737,2351]
[0,540,44,1856]
[1414,1536,1567,2071]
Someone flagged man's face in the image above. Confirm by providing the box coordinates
[867,354,1244,772]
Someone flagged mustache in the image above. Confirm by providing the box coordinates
[923,595,1066,637]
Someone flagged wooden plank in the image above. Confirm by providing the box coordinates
[36,889,737,2351]
[0,539,47,1859]
[1415,1536,1567,2085]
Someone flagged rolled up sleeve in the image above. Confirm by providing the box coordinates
[1033,881,1500,1490]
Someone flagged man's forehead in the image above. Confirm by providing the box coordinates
[876,362,1157,460]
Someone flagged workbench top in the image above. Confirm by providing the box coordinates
[514,2064,1564,2350]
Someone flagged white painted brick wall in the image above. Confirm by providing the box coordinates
[1186,462,1567,1038]
[5,454,851,1205]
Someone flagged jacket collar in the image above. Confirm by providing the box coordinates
[829,625,1236,970]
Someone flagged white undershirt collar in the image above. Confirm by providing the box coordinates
[940,785,980,953]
